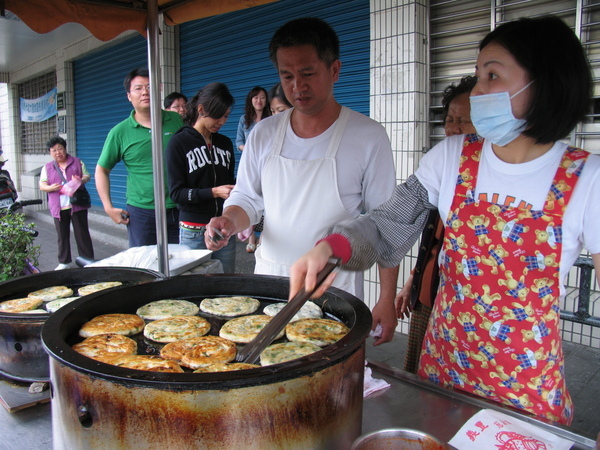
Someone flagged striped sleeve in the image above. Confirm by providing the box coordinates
[326,175,434,271]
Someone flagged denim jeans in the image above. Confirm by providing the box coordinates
[127,205,179,247]
[179,226,236,273]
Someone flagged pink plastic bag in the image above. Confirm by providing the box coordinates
[237,225,254,242]
[60,178,82,197]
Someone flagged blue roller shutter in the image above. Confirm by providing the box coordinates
[179,0,370,174]
[73,35,147,208]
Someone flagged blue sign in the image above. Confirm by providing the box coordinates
[20,87,58,122]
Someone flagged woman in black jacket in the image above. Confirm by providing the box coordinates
[166,82,236,272]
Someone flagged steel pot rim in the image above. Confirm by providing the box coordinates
[351,428,449,449]
[42,274,372,389]
[0,267,165,321]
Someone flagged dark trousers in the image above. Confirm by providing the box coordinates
[54,208,94,264]
[126,204,179,247]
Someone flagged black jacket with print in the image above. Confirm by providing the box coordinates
[166,125,235,224]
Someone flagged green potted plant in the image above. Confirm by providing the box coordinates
[0,212,41,281]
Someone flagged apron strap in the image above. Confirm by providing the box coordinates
[542,146,589,216]
[270,106,351,159]
[270,108,294,157]
[326,106,351,158]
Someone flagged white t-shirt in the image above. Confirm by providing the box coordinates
[415,135,600,290]
[226,107,396,223]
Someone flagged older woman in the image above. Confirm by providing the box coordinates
[39,136,94,270]
[396,75,478,374]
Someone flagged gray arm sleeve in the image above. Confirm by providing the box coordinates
[327,175,435,271]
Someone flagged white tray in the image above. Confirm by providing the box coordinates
[87,244,212,276]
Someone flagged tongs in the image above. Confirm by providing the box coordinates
[235,258,341,364]
[209,228,225,243]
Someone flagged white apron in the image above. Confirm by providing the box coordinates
[254,106,363,298]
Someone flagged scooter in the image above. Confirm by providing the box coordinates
[0,165,43,218]
[0,168,18,213]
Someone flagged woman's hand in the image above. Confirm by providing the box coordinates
[49,182,62,192]
[289,242,336,300]
[212,185,235,200]
[39,181,62,193]
[395,275,414,320]
[71,174,90,184]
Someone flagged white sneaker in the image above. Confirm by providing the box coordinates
[54,263,71,271]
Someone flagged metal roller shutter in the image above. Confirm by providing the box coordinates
[179,0,370,174]
[429,0,600,152]
[73,35,147,208]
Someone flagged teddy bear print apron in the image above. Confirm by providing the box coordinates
[417,135,589,425]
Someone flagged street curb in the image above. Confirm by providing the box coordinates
[26,206,129,250]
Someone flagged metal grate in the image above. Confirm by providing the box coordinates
[429,0,600,149]
[18,71,57,155]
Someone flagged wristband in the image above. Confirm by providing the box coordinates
[316,234,351,264]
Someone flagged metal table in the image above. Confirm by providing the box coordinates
[0,360,596,449]
[363,359,597,449]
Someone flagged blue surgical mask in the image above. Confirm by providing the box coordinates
[469,81,534,146]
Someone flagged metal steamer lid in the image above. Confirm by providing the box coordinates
[41,274,372,389]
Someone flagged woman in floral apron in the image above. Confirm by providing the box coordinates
[290,15,600,426]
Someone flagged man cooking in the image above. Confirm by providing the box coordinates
[206,17,399,345]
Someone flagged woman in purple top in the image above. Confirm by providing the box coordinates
[39,136,94,270]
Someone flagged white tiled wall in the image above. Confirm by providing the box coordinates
[364,1,428,332]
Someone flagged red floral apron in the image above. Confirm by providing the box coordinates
[417,135,589,425]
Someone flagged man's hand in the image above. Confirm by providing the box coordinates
[106,207,129,225]
[369,265,399,346]
[289,242,336,300]
[206,205,250,250]
[371,299,398,346]
[205,216,234,250]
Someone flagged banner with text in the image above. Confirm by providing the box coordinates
[20,87,58,122]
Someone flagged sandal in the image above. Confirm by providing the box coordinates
[246,243,256,253]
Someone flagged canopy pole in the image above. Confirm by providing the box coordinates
[147,0,170,276]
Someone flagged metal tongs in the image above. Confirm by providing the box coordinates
[209,228,225,243]
[235,258,341,364]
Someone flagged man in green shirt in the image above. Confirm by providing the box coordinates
[95,68,184,247]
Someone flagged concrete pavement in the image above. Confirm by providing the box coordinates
[24,205,256,273]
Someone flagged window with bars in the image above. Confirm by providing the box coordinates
[18,71,57,155]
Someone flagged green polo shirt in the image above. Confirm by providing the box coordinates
[97,109,184,209]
